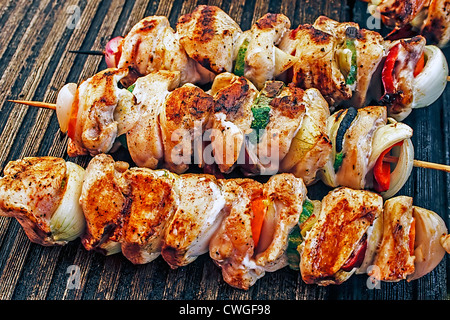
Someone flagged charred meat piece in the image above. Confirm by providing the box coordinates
[80,154,129,255]
[300,187,383,286]
[177,5,242,74]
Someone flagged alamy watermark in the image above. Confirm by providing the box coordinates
[66,5,81,30]
[66,264,81,290]
[366,5,382,30]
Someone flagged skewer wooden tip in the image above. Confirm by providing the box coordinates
[384,155,450,173]
[8,99,56,110]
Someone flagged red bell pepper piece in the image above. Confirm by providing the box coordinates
[341,237,367,272]
[373,141,403,192]
[251,197,267,249]
[413,52,425,77]
[381,43,400,94]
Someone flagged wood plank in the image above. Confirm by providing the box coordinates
[0,0,55,112]
[0,0,36,78]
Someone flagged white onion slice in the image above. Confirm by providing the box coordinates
[381,138,414,199]
[50,162,86,243]
[412,45,448,109]
[407,206,448,281]
[369,118,414,199]
[369,118,413,169]
[56,83,77,133]
[356,212,383,274]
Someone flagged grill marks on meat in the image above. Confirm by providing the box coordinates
[209,178,264,290]
[371,196,416,281]
[160,84,215,173]
[120,168,178,264]
[80,154,129,254]
[279,24,352,107]
[210,74,258,174]
[68,68,130,157]
[209,173,306,290]
[243,13,296,89]
[76,154,308,289]
[117,16,202,87]
[378,0,430,27]
[177,5,242,74]
[300,187,383,285]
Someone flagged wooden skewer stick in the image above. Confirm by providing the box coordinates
[8,99,56,110]
[8,99,450,173]
[384,155,450,173]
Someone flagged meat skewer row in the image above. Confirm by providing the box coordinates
[10,69,430,198]
[0,154,449,289]
[89,6,447,120]
[279,16,448,120]
[100,6,298,90]
[361,0,450,48]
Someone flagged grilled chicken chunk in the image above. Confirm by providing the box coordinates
[280,88,332,185]
[380,36,426,120]
[336,106,386,189]
[127,71,181,169]
[160,83,215,173]
[177,5,242,75]
[365,0,449,47]
[255,173,306,269]
[300,187,383,285]
[162,173,226,268]
[371,196,416,281]
[80,154,129,255]
[209,73,258,173]
[313,16,386,108]
[67,68,133,157]
[0,157,65,245]
[279,25,352,107]
[120,168,179,264]
[421,0,450,47]
[322,106,387,190]
[210,173,306,289]
[243,13,297,89]
[312,16,359,38]
[117,16,205,87]
[245,83,307,175]
[209,178,265,289]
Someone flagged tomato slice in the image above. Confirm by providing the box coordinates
[373,141,403,193]
[251,197,267,249]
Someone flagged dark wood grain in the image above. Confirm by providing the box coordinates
[0,0,448,300]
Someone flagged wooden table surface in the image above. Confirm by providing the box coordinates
[0,0,449,300]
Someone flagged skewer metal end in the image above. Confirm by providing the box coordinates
[68,49,105,56]
[8,99,56,110]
